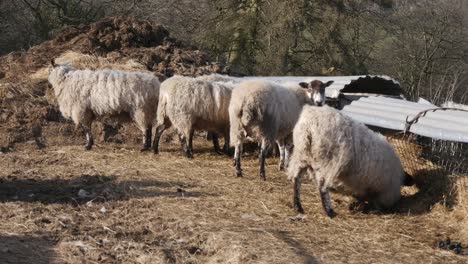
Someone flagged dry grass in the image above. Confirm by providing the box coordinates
[31,51,150,81]
[0,135,467,263]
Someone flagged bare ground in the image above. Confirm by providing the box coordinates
[0,132,467,264]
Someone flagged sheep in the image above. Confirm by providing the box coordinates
[288,105,414,217]
[196,74,240,151]
[229,79,334,180]
[48,60,160,150]
[153,75,234,158]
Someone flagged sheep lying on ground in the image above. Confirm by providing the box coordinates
[229,79,333,180]
[153,75,234,158]
[48,60,160,150]
[288,105,414,217]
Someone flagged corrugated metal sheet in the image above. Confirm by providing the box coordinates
[236,75,400,98]
[417,97,436,106]
[341,96,468,143]
[441,101,468,111]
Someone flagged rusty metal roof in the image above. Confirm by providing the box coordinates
[341,96,468,143]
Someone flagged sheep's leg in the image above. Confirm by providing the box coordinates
[82,125,94,150]
[81,110,94,150]
[153,124,168,154]
[293,167,307,213]
[318,177,337,218]
[179,129,193,159]
[273,143,280,157]
[141,126,152,152]
[187,129,194,158]
[284,137,293,168]
[233,143,243,177]
[178,133,185,148]
[259,139,268,181]
[211,132,222,154]
[178,133,191,158]
[206,131,214,141]
[223,130,231,155]
[277,140,286,171]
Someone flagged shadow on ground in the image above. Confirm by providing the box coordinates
[0,173,213,204]
[0,234,56,264]
[268,230,319,264]
[347,167,458,216]
[397,168,457,214]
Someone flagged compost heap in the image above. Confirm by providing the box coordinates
[0,17,226,150]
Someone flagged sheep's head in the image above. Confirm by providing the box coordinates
[48,59,73,74]
[47,59,57,74]
[299,80,334,106]
[47,59,74,90]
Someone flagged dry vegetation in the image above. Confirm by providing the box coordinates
[0,135,467,263]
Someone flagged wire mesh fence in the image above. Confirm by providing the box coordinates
[387,132,467,208]
[387,133,468,178]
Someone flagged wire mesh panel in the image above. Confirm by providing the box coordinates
[387,133,468,178]
[387,132,468,208]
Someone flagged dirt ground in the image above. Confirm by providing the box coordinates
[0,131,467,264]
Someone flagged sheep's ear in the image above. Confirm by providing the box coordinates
[50,59,56,68]
[325,81,334,87]
[299,82,309,88]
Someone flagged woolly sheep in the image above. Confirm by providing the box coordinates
[48,61,160,150]
[229,79,334,180]
[288,105,414,217]
[196,74,240,150]
[153,75,234,158]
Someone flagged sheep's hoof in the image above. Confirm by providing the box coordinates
[153,149,159,154]
[235,170,243,177]
[326,209,337,218]
[185,153,193,159]
[84,145,92,151]
[140,146,151,152]
[294,205,304,214]
[259,172,266,181]
[278,164,285,171]
[223,147,233,156]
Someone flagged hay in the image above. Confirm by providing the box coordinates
[31,51,149,80]
[388,133,468,246]
[0,137,467,263]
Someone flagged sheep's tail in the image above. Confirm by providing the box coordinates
[156,93,167,126]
